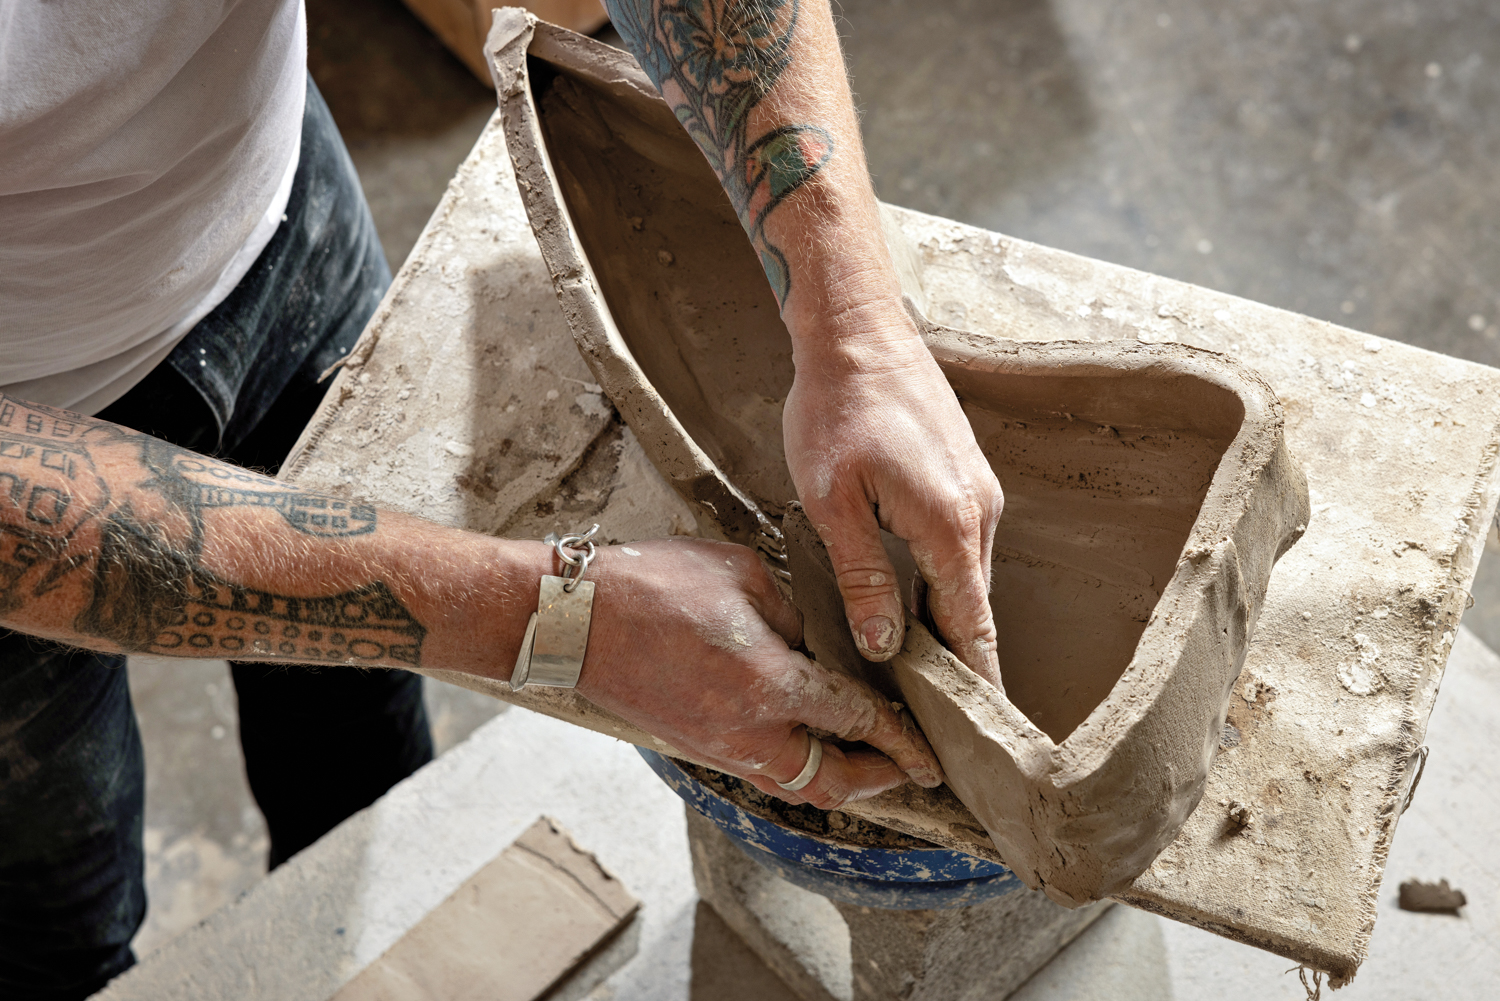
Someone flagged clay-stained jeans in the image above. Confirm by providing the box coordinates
[0,76,432,1001]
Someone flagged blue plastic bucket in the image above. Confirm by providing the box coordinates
[638,748,1020,909]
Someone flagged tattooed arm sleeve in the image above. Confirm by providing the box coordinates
[604,0,894,315]
[603,2,1012,688]
[0,394,530,673]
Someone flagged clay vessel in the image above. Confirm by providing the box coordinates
[486,11,1310,904]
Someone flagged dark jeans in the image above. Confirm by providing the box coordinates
[0,76,433,1001]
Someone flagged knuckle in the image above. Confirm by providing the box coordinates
[717,733,770,768]
[951,496,989,538]
[718,543,758,573]
[985,480,1005,519]
[803,784,849,810]
[834,563,899,604]
[802,475,860,515]
[839,698,885,743]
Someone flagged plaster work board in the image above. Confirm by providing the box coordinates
[282,110,1500,985]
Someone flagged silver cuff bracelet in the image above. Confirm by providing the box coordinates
[510,524,599,691]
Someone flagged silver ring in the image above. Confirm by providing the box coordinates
[776,733,823,792]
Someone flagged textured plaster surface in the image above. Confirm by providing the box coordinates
[889,204,1500,983]
[282,109,665,543]
[1013,626,1500,1000]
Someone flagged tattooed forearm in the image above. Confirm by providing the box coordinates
[185,471,378,538]
[126,574,424,665]
[0,395,424,666]
[607,0,833,304]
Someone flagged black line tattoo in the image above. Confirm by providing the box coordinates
[184,472,378,538]
[609,0,834,304]
[0,396,425,665]
[139,577,424,665]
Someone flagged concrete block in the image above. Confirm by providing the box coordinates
[687,810,1107,1001]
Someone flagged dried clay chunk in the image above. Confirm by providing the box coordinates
[1398,878,1467,915]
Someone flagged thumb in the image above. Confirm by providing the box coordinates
[805,497,906,662]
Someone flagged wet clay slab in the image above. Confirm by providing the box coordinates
[330,816,637,1001]
[281,12,1500,987]
[487,11,1308,909]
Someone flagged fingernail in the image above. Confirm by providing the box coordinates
[848,777,904,804]
[912,765,946,789]
[964,637,1002,688]
[856,615,900,659]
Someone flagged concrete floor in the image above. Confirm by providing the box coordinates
[126,657,504,956]
[125,0,1500,990]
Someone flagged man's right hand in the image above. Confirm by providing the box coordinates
[571,537,945,810]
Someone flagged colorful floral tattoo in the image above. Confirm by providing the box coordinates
[609,0,835,304]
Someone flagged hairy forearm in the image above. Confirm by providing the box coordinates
[605,0,906,344]
[0,393,539,675]
[0,397,949,804]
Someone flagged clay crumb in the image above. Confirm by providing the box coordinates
[1398,878,1466,915]
[657,250,675,265]
[1337,633,1384,696]
[1226,799,1254,828]
[1243,679,1272,703]
[628,216,644,231]
[699,607,754,651]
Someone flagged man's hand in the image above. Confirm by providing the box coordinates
[575,537,945,808]
[783,303,1005,687]
[603,0,1006,686]
[0,392,940,807]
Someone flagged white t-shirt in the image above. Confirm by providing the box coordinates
[0,0,307,415]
